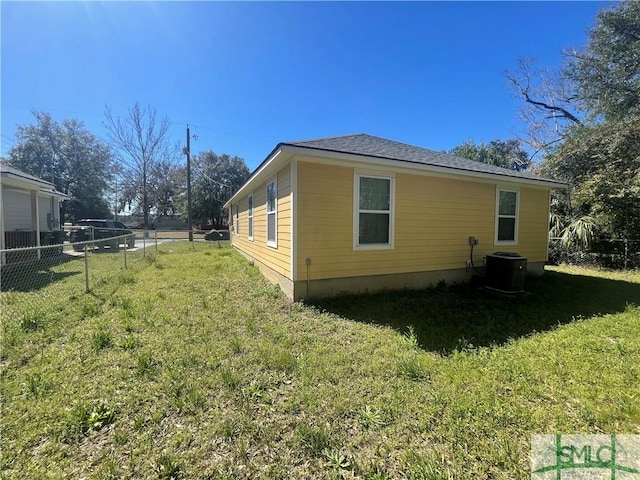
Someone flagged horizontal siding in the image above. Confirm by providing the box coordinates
[296,160,551,280]
[231,163,292,279]
[3,190,32,231]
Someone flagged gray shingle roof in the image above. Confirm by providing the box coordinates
[282,133,562,184]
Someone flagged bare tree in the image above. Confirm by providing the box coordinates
[505,58,583,158]
[104,103,179,228]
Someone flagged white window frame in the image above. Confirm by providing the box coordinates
[353,171,395,250]
[235,203,240,236]
[266,177,277,248]
[247,193,254,241]
[494,187,519,245]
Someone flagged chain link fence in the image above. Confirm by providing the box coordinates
[1,230,228,322]
[548,237,640,270]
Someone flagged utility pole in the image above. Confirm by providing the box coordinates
[186,125,193,242]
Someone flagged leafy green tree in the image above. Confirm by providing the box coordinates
[8,111,113,221]
[542,120,640,240]
[188,151,250,226]
[566,0,640,121]
[449,139,530,171]
[104,103,179,228]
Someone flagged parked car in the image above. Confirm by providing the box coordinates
[67,219,135,251]
[204,228,230,241]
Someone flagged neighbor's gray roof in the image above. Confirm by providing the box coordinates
[281,133,562,184]
[1,163,69,197]
[0,163,56,187]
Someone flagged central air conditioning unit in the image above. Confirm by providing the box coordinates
[484,252,527,293]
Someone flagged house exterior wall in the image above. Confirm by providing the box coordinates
[230,163,293,292]
[294,159,550,298]
[2,189,32,231]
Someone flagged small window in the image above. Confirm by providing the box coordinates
[495,189,519,244]
[354,173,394,249]
[266,179,277,247]
[235,204,239,236]
[248,194,254,241]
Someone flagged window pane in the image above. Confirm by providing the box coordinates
[359,213,389,244]
[498,217,515,241]
[267,182,276,212]
[499,191,517,216]
[248,218,253,237]
[267,213,276,242]
[360,177,390,211]
[248,196,253,215]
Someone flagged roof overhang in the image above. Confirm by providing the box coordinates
[1,171,70,199]
[225,142,567,207]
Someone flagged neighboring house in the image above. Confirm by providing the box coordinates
[224,134,566,300]
[1,164,68,260]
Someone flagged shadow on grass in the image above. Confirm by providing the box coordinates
[313,270,640,354]
[1,253,83,292]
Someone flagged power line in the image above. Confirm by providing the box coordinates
[3,103,272,145]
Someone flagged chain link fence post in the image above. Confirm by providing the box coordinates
[84,243,89,292]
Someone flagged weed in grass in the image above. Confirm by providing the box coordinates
[19,311,43,332]
[24,372,49,398]
[155,454,183,480]
[229,336,242,354]
[92,328,114,351]
[261,345,298,374]
[81,299,101,319]
[123,320,135,333]
[113,428,128,445]
[359,405,385,429]
[173,381,205,414]
[298,424,333,456]
[220,418,239,441]
[397,356,429,381]
[240,380,267,405]
[245,317,257,334]
[234,439,249,462]
[66,401,115,441]
[119,335,137,350]
[323,448,351,471]
[404,325,419,350]
[219,366,241,390]
[136,351,157,376]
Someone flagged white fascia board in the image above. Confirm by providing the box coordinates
[224,149,286,208]
[285,145,567,190]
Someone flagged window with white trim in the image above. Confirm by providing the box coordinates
[355,173,394,249]
[247,194,253,241]
[266,179,277,247]
[495,188,519,244]
[235,204,239,236]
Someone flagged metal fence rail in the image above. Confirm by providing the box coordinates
[548,237,640,270]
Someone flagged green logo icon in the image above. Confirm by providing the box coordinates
[531,435,640,479]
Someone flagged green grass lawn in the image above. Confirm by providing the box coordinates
[1,244,638,479]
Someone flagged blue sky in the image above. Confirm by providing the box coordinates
[1,1,610,171]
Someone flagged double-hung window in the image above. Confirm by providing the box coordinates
[495,188,519,244]
[266,178,277,247]
[248,194,253,241]
[354,172,394,249]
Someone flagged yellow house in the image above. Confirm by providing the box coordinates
[224,134,565,300]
